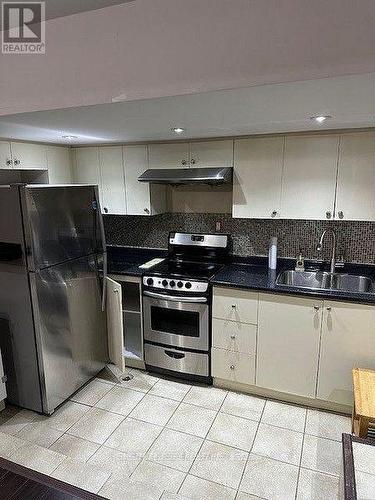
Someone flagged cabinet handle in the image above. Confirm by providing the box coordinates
[314,306,320,311]
[181,160,187,166]
[338,211,344,219]
[103,207,108,214]
[14,159,20,166]
[6,158,12,166]
[190,159,196,165]
[271,210,277,217]
[144,208,150,214]
[230,365,235,370]
[230,334,236,339]
[231,304,236,309]
[326,211,332,219]
[326,306,332,311]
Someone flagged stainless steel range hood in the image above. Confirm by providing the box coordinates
[138,167,233,185]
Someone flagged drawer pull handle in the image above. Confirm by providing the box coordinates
[165,350,185,360]
[230,365,235,370]
[326,307,332,311]
[231,304,236,309]
[314,306,320,311]
[230,334,236,339]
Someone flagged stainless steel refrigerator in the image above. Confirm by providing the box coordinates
[0,184,108,415]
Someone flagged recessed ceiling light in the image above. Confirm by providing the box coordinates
[310,115,332,123]
[62,135,78,140]
[171,127,185,134]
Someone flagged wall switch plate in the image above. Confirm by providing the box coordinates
[215,221,222,231]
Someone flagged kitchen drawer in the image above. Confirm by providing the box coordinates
[212,347,255,385]
[213,287,258,324]
[212,318,256,354]
[145,343,209,377]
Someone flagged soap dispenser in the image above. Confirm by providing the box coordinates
[295,248,305,272]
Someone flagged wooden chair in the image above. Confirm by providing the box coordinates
[352,368,375,438]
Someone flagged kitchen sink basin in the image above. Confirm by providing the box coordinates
[276,270,374,294]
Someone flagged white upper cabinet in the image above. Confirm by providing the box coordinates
[0,142,12,169]
[189,140,233,168]
[99,147,127,215]
[11,142,48,170]
[317,301,375,405]
[46,146,72,184]
[124,145,166,216]
[148,143,189,169]
[73,147,101,185]
[335,132,375,221]
[233,136,284,219]
[280,135,339,220]
[257,293,322,398]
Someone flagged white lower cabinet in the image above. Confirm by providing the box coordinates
[213,287,258,324]
[257,294,322,398]
[107,275,144,371]
[317,301,375,405]
[212,318,256,354]
[212,348,255,385]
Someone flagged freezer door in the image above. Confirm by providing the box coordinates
[30,254,108,414]
[21,185,105,271]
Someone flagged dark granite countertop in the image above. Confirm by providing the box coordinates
[107,245,375,304]
[107,245,168,277]
[211,257,375,305]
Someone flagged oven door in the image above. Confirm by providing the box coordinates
[143,292,209,351]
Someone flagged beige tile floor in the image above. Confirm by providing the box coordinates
[0,369,351,500]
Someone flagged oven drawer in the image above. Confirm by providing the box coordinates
[213,287,259,324]
[145,344,209,377]
[211,347,255,385]
[212,318,257,354]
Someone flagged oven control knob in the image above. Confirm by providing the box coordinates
[162,279,168,287]
[177,281,183,288]
[146,278,154,286]
[170,280,176,287]
[185,282,192,289]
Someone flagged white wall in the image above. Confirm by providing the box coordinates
[1,0,375,116]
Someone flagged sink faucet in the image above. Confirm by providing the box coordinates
[316,229,337,274]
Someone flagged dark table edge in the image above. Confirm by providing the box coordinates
[342,433,375,500]
[0,457,106,499]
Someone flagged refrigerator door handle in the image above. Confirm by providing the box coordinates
[102,252,107,311]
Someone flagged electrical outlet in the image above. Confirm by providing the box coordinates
[215,221,222,232]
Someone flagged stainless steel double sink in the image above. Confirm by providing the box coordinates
[276,270,374,294]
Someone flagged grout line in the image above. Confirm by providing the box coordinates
[294,407,308,500]
[235,397,267,496]
[176,391,227,494]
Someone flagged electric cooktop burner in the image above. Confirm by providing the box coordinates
[149,259,224,281]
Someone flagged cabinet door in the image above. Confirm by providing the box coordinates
[213,287,258,325]
[46,146,72,184]
[124,145,166,216]
[233,137,284,219]
[189,140,233,168]
[99,147,127,215]
[11,142,48,170]
[106,277,125,373]
[257,293,323,398]
[148,143,189,169]
[317,301,375,405]
[281,135,339,220]
[336,132,375,221]
[0,141,12,169]
[73,147,101,185]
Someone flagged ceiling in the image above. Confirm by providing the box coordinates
[1,72,375,145]
[43,0,135,21]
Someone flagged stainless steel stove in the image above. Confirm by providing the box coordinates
[143,232,230,383]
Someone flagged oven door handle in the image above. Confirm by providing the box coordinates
[143,291,207,303]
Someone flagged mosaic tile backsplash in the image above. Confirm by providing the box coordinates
[104,214,375,264]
